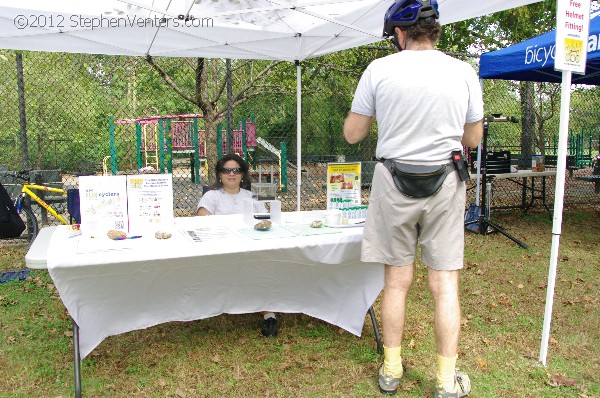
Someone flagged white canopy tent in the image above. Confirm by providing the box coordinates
[0,0,542,209]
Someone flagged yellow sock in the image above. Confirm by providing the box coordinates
[383,346,403,378]
[436,354,458,391]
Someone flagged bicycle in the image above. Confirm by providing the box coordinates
[1,170,70,244]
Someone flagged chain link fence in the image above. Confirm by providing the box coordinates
[0,49,598,227]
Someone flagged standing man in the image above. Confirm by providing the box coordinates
[344,1,483,396]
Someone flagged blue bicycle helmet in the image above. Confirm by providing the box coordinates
[383,0,439,37]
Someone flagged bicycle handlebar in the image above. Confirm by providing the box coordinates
[0,169,32,182]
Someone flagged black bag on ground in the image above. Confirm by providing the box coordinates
[383,160,454,198]
[0,182,25,238]
[464,202,482,233]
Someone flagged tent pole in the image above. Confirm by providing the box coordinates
[226,59,233,155]
[296,61,302,211]
[474,79,484,205]
[539,69,571,366]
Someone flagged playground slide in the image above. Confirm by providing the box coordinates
[257,137,299,171]
[256,137,281,160]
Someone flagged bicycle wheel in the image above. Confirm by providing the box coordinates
[19,205,39,244]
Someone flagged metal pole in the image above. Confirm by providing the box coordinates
[16,51,28,170]
[193,118,200,184]
[109,116,117,175]
[296,61,301,211]
[158,119,165,173]
[226,59,233,155]
[72,319,82,398]
[539,70,572,366]
[135,123,142,170]
[242,119,247,161]
[280,142,288,192]
[166,119,173,174]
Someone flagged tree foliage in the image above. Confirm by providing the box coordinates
[144,56,283,178]
[1,0,597,177]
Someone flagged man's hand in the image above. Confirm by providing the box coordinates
[344,112,374,144]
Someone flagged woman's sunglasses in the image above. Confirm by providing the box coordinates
[222,167,242,175]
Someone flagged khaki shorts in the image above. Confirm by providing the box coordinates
[361,162,466,270]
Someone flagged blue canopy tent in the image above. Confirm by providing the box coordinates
[478,6,599,367]
[479,11,600,84]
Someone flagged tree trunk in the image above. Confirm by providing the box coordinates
[520,81,535,169]
[127,62,138,117]
[36,131,43,168]
[203,113,220,184]
[16,51,28,170]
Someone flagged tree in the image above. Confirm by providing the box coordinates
[144,56,282,179]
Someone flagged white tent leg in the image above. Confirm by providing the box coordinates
[296,62,302,211]
[539,70,571,366]
[475,79,484,205]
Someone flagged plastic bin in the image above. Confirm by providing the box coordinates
[251,183,277,200]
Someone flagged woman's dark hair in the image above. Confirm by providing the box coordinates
[210,153,252,191]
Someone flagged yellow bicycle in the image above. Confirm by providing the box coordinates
[1,170,69,244]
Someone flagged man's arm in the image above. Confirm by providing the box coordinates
[344,112,374,144]
[461,119,483,148]
[197,207,212,216]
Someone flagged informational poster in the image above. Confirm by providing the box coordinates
[126,174,174,235]
[79,175,128,238]
[78,174,174,238]
[326,162,361,210]
[555,0,591,73]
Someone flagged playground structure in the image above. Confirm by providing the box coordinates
[108,114,288,191]
[549,130,598,167]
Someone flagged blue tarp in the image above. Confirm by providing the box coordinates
[479,11,600,84]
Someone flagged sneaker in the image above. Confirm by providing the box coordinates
[434,371,471,398]
[378,364,403,395]
[261,317,278,337]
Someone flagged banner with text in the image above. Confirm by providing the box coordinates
[555,0,592,73]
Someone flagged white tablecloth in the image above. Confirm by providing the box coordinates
[44,212,384,359]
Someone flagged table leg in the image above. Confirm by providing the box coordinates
[73,318,82,398]
[541,177,551,216]
[521,177,528,209]
[523,177,537,212]
[368,306,382,355]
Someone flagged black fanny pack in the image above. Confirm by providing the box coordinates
[382,160,454,198]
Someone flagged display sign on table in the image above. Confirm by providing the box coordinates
[326,162,363,211]
[126,174,173,235]
[79,174,173,238]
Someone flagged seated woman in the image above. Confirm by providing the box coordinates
[197,153,278,337]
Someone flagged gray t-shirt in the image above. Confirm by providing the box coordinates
[351,50,484,162]
[197,188,265,215]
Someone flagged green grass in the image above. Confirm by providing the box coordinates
[1,208,599,397]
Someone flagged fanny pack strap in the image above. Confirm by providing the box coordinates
[383,159,451,174]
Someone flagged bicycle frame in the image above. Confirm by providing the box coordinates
[19,183,69,225]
